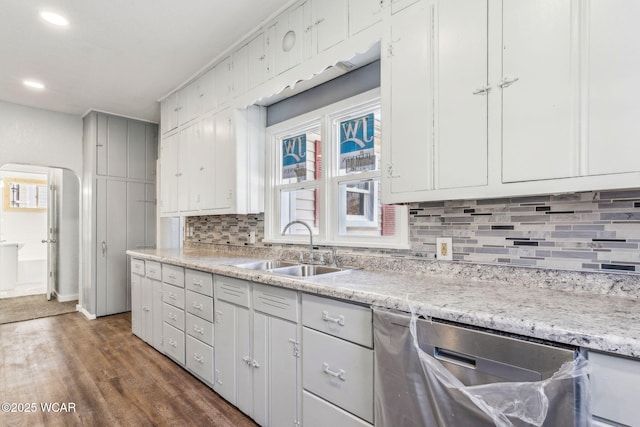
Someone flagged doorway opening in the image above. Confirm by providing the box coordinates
[0,164,80,317]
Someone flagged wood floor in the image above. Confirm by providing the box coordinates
[0,312,258,427]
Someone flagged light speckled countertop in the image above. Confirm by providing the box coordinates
[127,248,640,359]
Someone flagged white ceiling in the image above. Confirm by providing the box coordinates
[0,0,293,123]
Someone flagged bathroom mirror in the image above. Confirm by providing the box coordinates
[2,177,47,211]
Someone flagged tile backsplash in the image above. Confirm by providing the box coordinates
[184,189,640,273]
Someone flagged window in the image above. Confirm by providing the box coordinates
[265,89,408,249]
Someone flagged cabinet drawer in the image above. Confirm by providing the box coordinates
[303,328,374,423]
[162,264,184,287]
[186,335,214,385]
[163,283,185,309]
[131,258,145,276]
[215,275,250,308]
[253,282,298,323]
[302,293,372,347]
[186,290,214,323]
[163,303,185,331]
[163,323,185,365]
[589,351,640,426]
[186,313,214,347]
[145,261,162,281]
[185,269,213,296]
[303,391,372,427]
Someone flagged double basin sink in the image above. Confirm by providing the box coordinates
[235,260,350,277]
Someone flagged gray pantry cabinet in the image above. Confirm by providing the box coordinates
[84,112,157,317]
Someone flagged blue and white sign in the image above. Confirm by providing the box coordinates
[282,134,307,180]
[340,113,375,172]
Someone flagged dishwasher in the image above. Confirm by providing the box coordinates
[373,308,590,427]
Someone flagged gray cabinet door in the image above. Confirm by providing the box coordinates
[254,313,299,427]
[96,179,128,316]
[151,278,164,352]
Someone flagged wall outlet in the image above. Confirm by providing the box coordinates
[436,237,453,261]
[249,230,256,245]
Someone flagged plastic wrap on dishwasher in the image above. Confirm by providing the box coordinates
[373,307,591,427]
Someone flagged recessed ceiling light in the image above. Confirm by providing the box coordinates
[40,11,69,27]
[24,80,45,90]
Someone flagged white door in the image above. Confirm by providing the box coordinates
[46,170,58,301]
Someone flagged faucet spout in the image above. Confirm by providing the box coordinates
[282,220,314,259]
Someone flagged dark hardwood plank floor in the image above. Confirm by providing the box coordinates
[0,312,258,427]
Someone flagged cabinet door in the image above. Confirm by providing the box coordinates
[127,182,146,252]
[127,121,147,180]
[382,2,433,196]
[141,276,153,344]
[501,1,577,182]
[232,44,248,98]
[214,299,244,405]
[145,124,157,182]
[194,115,216,211]
[274,1,312,75]
[391,0,420,14]
[131,271,142,338]
[349,0,383,36]
[145,183,156,248]
[312,0,347,53]
[97,115,128,178]
[214,110,235,210]
[254,313,299,427]
[587,1,640,176]
[161,92,179,134]
[198,68,216,114]
[151,278,164,352]
[247,33,268,90]
[215,57,233,106]
[159,133,179,214]
[96,179,128,316]
[435,0,487,189]
[177,85,193,126]
[177,124,196,212]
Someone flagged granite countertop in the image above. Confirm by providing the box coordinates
[127,248,640,359]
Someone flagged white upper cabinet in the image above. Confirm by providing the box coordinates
[232,44,249,97]
[312,0,348,54]
[273,1,312,75]
[349,0,383,36]
[214,109,235,211]
[587,0,640,176]
[161,92,179,135]
[177,84,196,126]
[159,132,179,215]
[382,0,487,202]
[247,33,269,90]
[501,1,576,183]
[190,69,216,118]
[215,57,233,106]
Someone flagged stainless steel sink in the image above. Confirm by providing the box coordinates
[268,264,349,277]
[235,260,298,270]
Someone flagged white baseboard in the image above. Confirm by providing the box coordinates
[78,306,96,320]
[54,291,79,302]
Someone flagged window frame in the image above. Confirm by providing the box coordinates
[264,89,409,249]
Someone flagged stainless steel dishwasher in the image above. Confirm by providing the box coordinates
[373,308,589,427]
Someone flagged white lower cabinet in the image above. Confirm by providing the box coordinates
[302,293,374,426]
[162,265,185,365]
[303,390,371,427]
[131,258,164,353]
[214,276,301,427]
[589,351,640,426]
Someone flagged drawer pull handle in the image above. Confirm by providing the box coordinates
[149,269,156,274]
[194,325,204,334]
[168,273,176,279]
[322,311,345,327]
[193,280,203,287]
[169,338,177,347]
[323,363,346,381]
[168,293,176,300]
[143,306,150,312]
[168,313,177,321]
[194,353,204,363]
[193,302,203,311]
[242,356,252,366]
